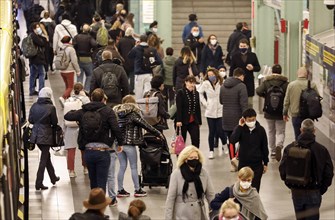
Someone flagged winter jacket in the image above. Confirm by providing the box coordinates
[60,43,80,73]
[230,121,269,169]
[128,44,162,75]
[283,77,319,117]
[64,101,124,148]
[53,19,78,52]
[113,103,161,145]
[279,132,334,195]
[198,80,223,118]
[29,32,47,65]
[90,60,129,106]
[256,74,289,120]
[173,58,199,91]
[29,98,58,145]
[165,168,215,220]
[163,55,177,86]
[185,33,205,65]
[118,212,151,220]
[117,36,136,73]
[200,44,224,73]
[176,88,202,126]
[229,52,261,97]
[227,30,246,56]
[73,32,97,57]
[144,89,170,130]
[219,77,248,131]
[69,210,106,220]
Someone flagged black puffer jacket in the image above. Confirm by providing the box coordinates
[73,32,97,57]
[64,101,124,148]
[113,103,161,145]
[29,98,58,145]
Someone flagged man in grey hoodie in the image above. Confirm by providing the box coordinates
[219,67,248,171]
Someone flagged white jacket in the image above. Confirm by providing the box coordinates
[198,80,223,118]
[53,19,78,52]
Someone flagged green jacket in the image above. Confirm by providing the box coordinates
[163,55,177,86]
[283,77,319,117]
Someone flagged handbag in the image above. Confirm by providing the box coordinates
[53,125,64,147]
[174,126,185,155]
[22,124,35,151]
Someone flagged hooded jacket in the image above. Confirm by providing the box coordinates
[163,55,177,86]
[279,132,334,194]
[29,98,58,145]
[230,121,269,169]
[219,77,248,131]
[53,19,78,52]
[64,101,124,148]
[113,103,161,145]
[256,74,289,120]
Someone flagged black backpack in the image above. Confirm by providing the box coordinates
[142,47,157,72]
[263,82,285,115]
[80,107,105,142]
[299,80,323,120]
[285,141,312,187]
[100,67,120,101]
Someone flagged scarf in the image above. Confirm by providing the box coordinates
[208,43,219,55]
[184,88,196,115]
[233,182,268,220]
[180,163,204,201]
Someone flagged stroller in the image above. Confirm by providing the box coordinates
[139,133,173,188]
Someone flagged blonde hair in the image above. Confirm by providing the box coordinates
[219,199,240,219]
[111,20,122,30]
[177,145,204,167]
[122,95,136,104]
[180,46,196,64]
[237,166,254,180]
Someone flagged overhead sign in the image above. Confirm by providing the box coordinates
[323,46,335,70]
[306,35,323,64]
[142,0,154,24]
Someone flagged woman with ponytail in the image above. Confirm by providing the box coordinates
[119,199,151,220]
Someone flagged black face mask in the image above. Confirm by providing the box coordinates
[187,159,200,168]
[239,48,248,54]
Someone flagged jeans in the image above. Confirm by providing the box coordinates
[29,64,45,94]
[84,150,111,189]
[266,119,286,151]
[291,189,321,220]
[35,145,57,187]
[60,71,74,99]
[181,122,200,148]
[107,152,118,199]
[292,117,304,140]
[207,117,227,151]
[134,73,152,100]
[117,145,140,191]
[77,61,93,92]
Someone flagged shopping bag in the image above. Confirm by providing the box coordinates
[174,126,185,155]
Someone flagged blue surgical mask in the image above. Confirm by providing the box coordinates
[208,75,217,83]
[36,27,42,35]
[239,48,248,54]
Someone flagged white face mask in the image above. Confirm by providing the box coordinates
[245,121,256,128]
[210,39,217,45]
[36,27,42,35]
[219,71,226,78]
[152,27,158,33]
[240,181,252,189]
[192,31,199,37]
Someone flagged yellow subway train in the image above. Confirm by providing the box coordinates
[0,0,27,219]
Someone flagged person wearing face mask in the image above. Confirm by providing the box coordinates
[28,22,48,96]
[165,145,215,220]
[229,38,261,109]
[218,65,227,79]
[210,167,268,220]
[200,34,225,74]
[230,108,269,192]
[176,76,202,148]
[185,25,205,69]
[198,68,227,159]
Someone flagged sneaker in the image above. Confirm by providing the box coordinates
[222,146,229,155]
[270,150,276,159]
[59,97,65,108]
[117,189,130,197]
[134,189,147,197]
[109,198,118,207]
[230,164,237,172]
[83,167,89,175]
[69,170,76,178]
[275,146,283,162]
[208,151,214,159]
[230,157,239,171]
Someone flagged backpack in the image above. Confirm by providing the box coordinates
[80,107,105,142]
[92,47,104,68]
[299,80,323,120]
[285,141,312,186]
[63,97,83,127]
[100,67,120,101]
[263,82,285,115]
[22,34,38,58]
[54,46,70,70]
[137,91,160,125]
[142,47,157,72]
[96,26,109,46]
